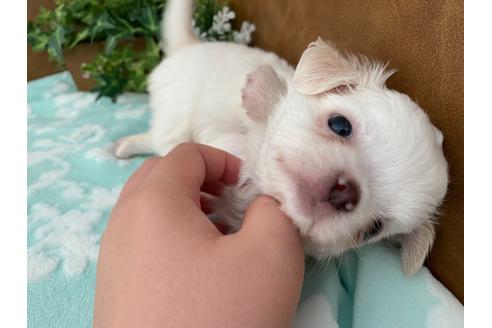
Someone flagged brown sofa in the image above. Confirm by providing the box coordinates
[27,0,464,302]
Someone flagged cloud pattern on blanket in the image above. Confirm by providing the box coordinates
[27,73,463,328]
[28,72,149,284]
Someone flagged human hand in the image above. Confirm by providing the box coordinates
[93,143,305,328]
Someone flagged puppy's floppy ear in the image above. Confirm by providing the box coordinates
[293,38,357,95]
[241,65,287,122]
[400,221,436,276]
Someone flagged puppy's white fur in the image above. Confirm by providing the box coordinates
[116,0,448,276]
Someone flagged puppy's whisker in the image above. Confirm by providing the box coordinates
[340,226,363,262]
[335,253,344,276]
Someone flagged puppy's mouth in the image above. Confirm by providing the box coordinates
[273,158,362,233]
[286,172,361,228]
[325,175,360,212]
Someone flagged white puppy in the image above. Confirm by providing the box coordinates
[116,0,448,275]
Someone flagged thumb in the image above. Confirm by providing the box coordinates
[239,196,304,255]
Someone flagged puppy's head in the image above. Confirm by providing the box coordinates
[241,39,448,275]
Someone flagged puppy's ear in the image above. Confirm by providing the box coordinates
[400,221,436,276]
[293,38,357,95]
[241,65,287,122]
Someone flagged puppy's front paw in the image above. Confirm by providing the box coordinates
[113,137,133,159]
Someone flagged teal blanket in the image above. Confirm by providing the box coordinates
[28,72,463,328]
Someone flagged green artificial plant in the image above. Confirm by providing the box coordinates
[28,0,255,101]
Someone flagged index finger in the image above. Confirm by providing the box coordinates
[142,143,242,204]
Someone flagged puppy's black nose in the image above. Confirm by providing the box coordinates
[328,177,360,212]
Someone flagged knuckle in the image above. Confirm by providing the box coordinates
[172,142,196,154]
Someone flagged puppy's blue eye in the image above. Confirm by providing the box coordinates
[328,115,352,138]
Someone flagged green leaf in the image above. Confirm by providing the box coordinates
[194,0,223,33]
[37,6,52,24]
[28,33,50,51]
[104,34,120,54]
[27,23,50,51]
[139,37,162,69]
[68,28,90,48]
[54,4,68,25]
[90,12,115,41]
[145,37,160,55]
[80,11,97,26]
[92,73,127,102]
[137,5,159,36]
[104,31,134,54]
[126,70,148,93]
[47,26,66,64]
[112,15,135,34]
[28,0,247,100]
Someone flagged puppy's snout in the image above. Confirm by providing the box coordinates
[328,176,360,212]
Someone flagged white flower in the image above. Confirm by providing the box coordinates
[210,6,236,36]
[233,21,256,45]
[217,6,236,24]
[192,6,254,44]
